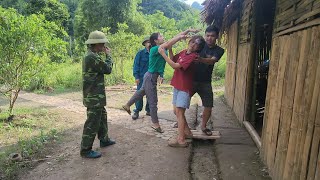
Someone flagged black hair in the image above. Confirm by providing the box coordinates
[149,32,160,47]
[189,35,205,53]
[205,25,220,36]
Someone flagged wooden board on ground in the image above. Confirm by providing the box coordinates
[191,130,221,140]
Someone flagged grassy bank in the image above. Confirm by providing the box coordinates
[0,108,64,179]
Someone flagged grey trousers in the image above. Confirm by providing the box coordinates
[127,72,159,123]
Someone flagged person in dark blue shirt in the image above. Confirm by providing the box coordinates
[132,37,151,120]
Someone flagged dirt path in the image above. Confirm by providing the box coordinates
[15,86,193,180]
[2,85,270,180]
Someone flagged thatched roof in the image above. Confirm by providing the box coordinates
[201,0,242,32]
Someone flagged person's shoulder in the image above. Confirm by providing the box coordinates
[85,52,101,62]
[150,46,159,54]
[178,49,187,55]
[150,46,159,51]
[85,51,95,59]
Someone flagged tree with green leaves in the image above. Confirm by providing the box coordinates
[0,7,68,117]
[25,0,70,34]
[139,0,191,20]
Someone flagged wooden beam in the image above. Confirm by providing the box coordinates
[274,18,320,37]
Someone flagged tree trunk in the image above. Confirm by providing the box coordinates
[9,88,20,116]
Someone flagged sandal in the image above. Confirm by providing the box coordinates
[185,134,193,139]
[122,105,131,115]
[202,128,212,136]
[151,126,164,133]
[168,139,189,148]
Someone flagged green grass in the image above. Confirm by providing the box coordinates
[0,129,60,180]
[214,90,225,97]
[213,52,227,78]
[212,78,225,88]
[0,108,63,179]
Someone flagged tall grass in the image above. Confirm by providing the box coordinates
[213,53,226,78]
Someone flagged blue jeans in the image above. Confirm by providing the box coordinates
[134,79,150,113]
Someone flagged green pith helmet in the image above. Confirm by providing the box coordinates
[85,30,109,45]
[142,37,150,45]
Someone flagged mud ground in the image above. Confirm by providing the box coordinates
[0,85,271,180]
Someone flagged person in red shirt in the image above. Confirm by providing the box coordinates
[158,35,205,147]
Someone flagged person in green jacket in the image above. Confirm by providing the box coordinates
[80,30,115,159]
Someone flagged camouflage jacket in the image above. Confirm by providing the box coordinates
[82,50,113,107]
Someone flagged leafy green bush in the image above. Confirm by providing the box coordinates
[213,53,227,78]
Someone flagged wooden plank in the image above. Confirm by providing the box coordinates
[282,28,312,180]
[293,26,320,180]
[274,18,320,37]
[307,119,320,179]
[277,0,296,12]
[315,147,320,180]
[291,27,314,180]
[280,7,313,25]
[274,0,320,32]
[299,26,320,180]
[233,44,250,123]
[273,31,301,180]
[266,35,289,176]
[261,37,281,165]
[225,20,238,108]
[306,27,320,180]
[296,9,320,24]
[190,130,221,139]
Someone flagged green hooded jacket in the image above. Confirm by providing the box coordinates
[82,50,113,107]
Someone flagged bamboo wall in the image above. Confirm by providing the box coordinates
[232,43,251,122]
[224,0,254,122]
[274,0,320,33]
[261,25,320,180]
[225,21,238,108]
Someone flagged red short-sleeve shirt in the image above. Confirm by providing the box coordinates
[170,50,198,94]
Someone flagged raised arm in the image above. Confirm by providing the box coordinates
[158,47,181,69]
[160,29,200,49]
[196,56,219,65]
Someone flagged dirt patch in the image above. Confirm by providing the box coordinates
[17,108,191,180]
[0,85,271,180]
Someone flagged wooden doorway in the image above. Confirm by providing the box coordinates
[250,0,276,135]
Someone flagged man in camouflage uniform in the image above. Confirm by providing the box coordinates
[80,30,115,158]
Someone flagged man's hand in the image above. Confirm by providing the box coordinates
[179,34,189,41]
[135,79,140,85]
[188,28,201,33]
[194,55,202,64]
[104,46,111,55]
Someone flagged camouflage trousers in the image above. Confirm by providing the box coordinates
[80,107,109,154]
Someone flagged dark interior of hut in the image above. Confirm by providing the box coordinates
[251,0,276,136]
